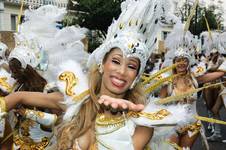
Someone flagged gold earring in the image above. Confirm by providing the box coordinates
[98,64,103,74]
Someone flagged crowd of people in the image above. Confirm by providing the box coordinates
[0,0,226,150]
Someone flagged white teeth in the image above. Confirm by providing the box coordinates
[112,77,125,85]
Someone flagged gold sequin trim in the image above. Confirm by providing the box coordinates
[177,122,201,135]
[0,77,13,93]
[25,109,45,119]
[128,109,171,120]
[14,132,50,150]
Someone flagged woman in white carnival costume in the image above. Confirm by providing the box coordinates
[54,0,194,149]
[1,1,194,150]
[0,5,68,150]
[0,5,85,149]
[160,22,226,149]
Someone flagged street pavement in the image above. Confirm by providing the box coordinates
[193,96,226,150]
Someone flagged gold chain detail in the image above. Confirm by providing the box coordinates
[95,113,125,127]
[14,131,50,150]
[128,109,171,120]
[96,109,170,127]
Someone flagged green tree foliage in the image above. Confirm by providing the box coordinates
[189,8,218,36]
[64,0,123,34]
[177,2,222,36]
[63,0,123,52]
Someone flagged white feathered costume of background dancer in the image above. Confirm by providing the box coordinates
[0,5,88,149]
[53,0,194,149]
[200,31,226,107]
[0,42,16,138]
[5,5,66,150]
[158,20,211,150]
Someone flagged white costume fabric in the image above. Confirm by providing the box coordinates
[0,1,198,150]
[2,5,87,150]
[54,0,194,149]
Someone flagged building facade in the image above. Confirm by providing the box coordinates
[172,0,225,29]
[0,0,68,31]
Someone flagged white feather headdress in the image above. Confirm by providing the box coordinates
[8,5,66,70]
[88,0,174,85]
[200,31,225,55]
[163,21,197,68]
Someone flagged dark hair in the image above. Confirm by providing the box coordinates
[9,58,47,92]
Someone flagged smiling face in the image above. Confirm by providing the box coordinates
[174,57,189,74]
[100,48,140,98]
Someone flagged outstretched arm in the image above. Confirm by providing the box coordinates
[4,91,64,111]
[197,71,225,84]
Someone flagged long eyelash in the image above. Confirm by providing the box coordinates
[112,59,120,64]
[128,65,137,70]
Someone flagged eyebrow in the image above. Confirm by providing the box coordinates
[113,54,123,57]
[129,58,139,65]
[113,54,139,64]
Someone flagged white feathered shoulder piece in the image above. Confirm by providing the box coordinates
[46,26,89,122]
[0,68,16,94]
[12,5,90,121]
[44,26,89,83]
[131,97,194,127]
[163,21,197,68]
[57,60,89,121]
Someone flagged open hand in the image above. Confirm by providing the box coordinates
[98,95,144,112]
